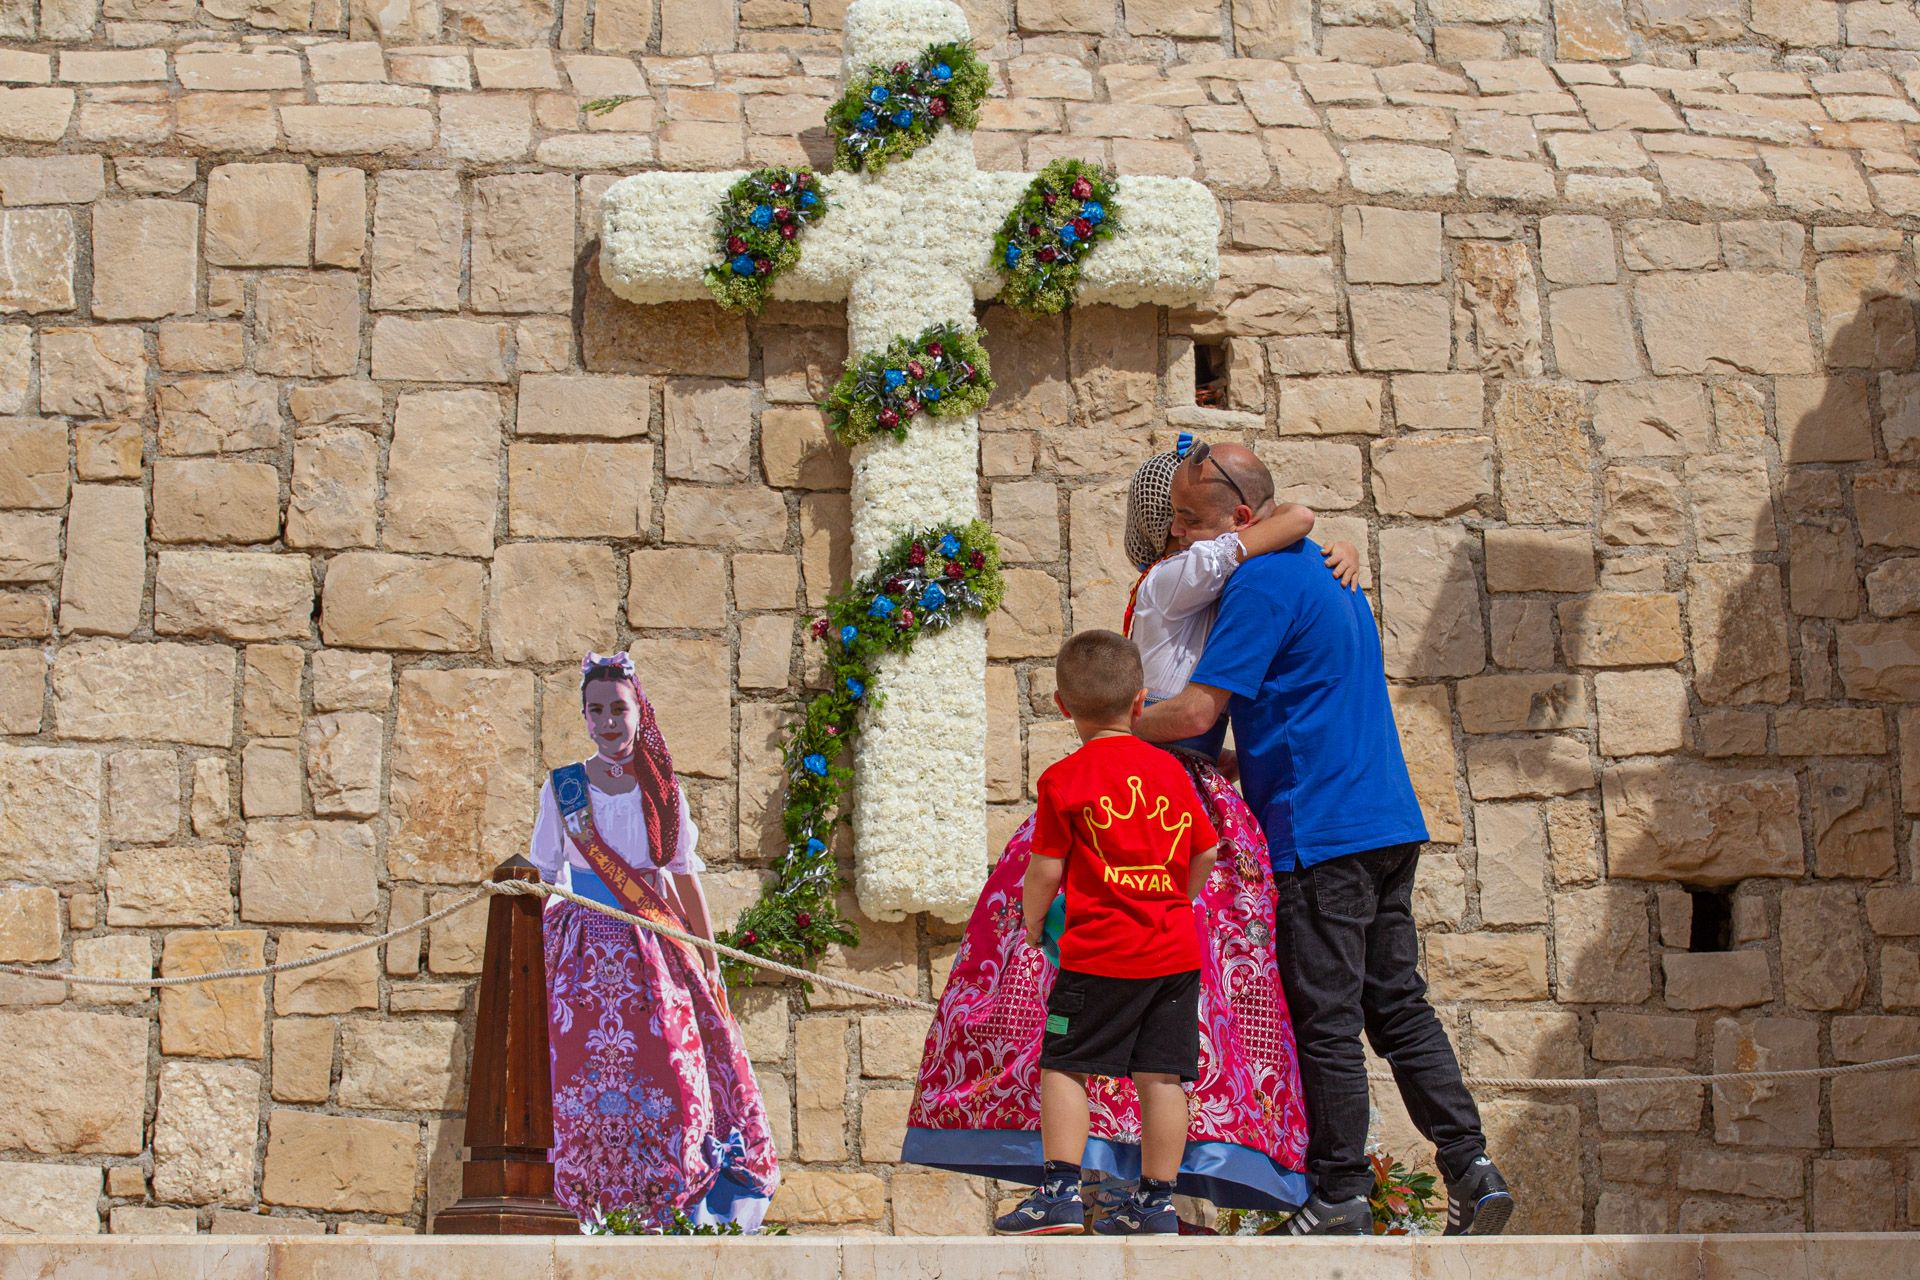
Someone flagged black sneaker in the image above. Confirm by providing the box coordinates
[1444,1157,1514,1236]
[1281,1192,1370,1236]
[994,1181,1085,1236]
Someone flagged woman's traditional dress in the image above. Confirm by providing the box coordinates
[903,748,1310,1210]
[531,767,779,1228]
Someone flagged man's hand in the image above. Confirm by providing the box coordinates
[1215,748,1239,783]
[1322,540,1361,590]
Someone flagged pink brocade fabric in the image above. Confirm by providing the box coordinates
[906,757,1308,1179]
[543,901,778,1225]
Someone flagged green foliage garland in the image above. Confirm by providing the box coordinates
[822,322,993,448]
[718,520,1006,987]
[701,167,828,313]
[992,158,1120,316]
[826,42,990,174]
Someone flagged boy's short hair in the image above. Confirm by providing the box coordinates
[1055,629,1145,720]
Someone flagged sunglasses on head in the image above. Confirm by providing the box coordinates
[1184,440,1250,508]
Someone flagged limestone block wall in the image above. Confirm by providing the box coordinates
[0,0,1918,1241]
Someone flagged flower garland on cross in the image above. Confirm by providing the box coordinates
[826,42,991,174]
[719,522,1005,982]
[993,159,1120,316]
[701,168,828,313]
[823,322,993,447]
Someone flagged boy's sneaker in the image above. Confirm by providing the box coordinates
[1444,1157,1514,1236]
[1091,1191,1176,1236]
[1281,1192,1369,1236]
[994,1182,1085,1236]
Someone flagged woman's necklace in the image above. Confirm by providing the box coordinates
[594,752,627,779]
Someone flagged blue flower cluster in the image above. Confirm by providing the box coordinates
[833,48,968,171]
[868,596,896,620]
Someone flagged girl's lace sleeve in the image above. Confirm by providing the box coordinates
[1138,532,1245,622]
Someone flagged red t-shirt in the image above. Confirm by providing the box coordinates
[1031,735,1219,979]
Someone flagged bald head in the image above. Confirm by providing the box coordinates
[1204,442,1275,510]
[1166,441,1275,549]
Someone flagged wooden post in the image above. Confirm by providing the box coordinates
[432,855,578,1234]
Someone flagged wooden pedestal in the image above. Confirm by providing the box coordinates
[432,856,578,1235]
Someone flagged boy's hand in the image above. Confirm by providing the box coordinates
[1215,748,1239,783]
[1322,540,1361,590]
[1024,919,1045,948]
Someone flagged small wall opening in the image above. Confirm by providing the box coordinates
[1194,339,1228,406]
[1686,887,1733,953]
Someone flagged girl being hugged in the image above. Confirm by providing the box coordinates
[903,440,1358,1226]
[531,651,779,1230]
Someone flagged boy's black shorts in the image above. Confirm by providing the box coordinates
[1039,967,1200,1082]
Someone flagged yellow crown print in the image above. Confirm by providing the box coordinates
[1079,776,1193,885]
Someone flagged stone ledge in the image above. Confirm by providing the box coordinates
[0,1233,1909,1278]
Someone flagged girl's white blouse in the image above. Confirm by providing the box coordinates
[1130,531,1244,701]
[527,775,703,894]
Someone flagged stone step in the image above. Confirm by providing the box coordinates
[0,1233,1906,1278]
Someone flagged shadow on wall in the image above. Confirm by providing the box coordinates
[1374,260,1917,1234]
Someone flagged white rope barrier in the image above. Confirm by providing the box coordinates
[6,878,1919,1091]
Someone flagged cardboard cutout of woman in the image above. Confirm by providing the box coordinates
[530,651,779,1229]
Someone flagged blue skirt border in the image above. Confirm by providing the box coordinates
[900,1127,1308,1211]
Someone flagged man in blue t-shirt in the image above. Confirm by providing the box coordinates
[1136,442,1512,1238]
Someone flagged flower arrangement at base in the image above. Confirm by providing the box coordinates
[822,322,993,447]
[993,158,1120,315]
[827,41,990,173]
[582,1206,789,1236]
[718,520,1005,986]
[1213,1131,1439,1236]
[1364,1146,1440,1235]
[701,167,828,312]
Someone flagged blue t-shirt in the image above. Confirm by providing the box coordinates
[1189,541,1428,871]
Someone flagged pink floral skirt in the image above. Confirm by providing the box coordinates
[902,756,1309,1209]
[543,898,779,1227]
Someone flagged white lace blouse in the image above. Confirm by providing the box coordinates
[527,774,704,894]
[1131,531,1245,701]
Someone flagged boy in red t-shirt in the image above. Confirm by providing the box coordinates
[993,630,1219,1237]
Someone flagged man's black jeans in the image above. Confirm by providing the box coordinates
[1273,843,1486,1202]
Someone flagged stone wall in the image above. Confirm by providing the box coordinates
[1,0,1918,1241]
